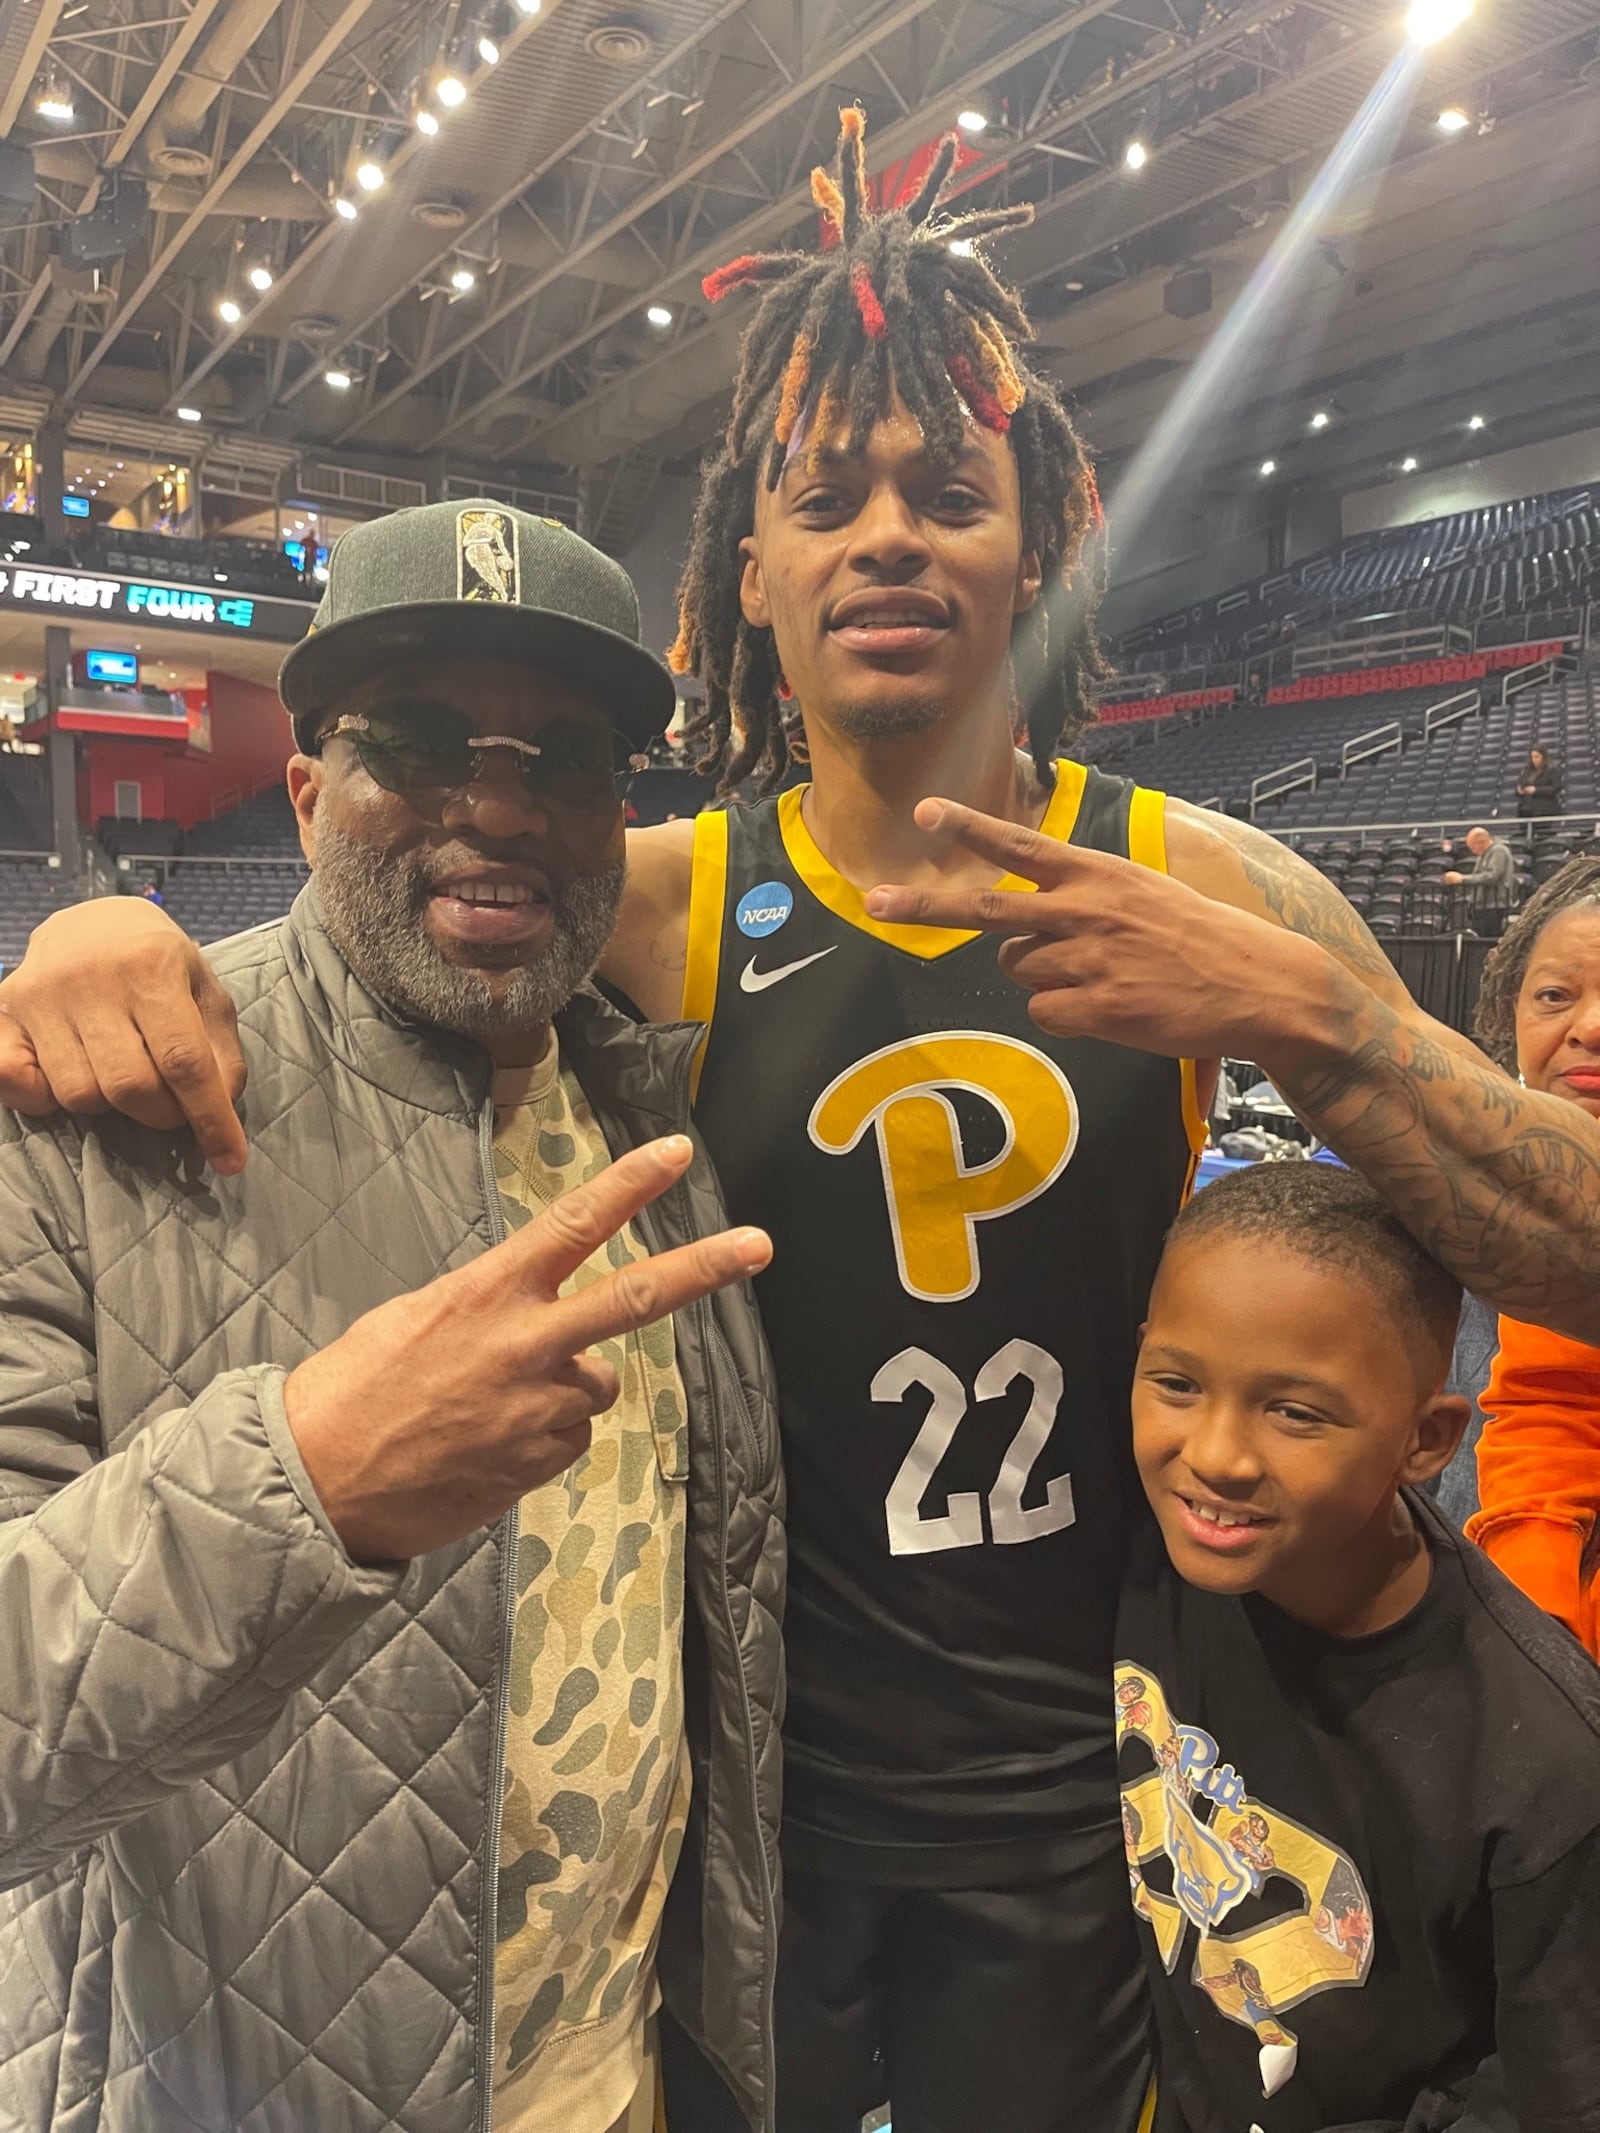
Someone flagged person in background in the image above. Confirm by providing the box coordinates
[1121,1161,1600,2133]
[1443,825,1518,936]
[1515,746,1562,821]
[1466,855,1600,1659]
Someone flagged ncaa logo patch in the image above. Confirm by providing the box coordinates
[737,880,793,939]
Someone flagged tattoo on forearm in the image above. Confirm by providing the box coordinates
[1225,831,1399,987]
[1279,973,1600,1343]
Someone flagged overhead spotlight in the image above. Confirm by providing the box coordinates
[681,95,704,116]
[646,302,673,328]
[956,108,988,135]
[334,196,359,221]
[514,0,541,12]
[948,237,975,258]
[451,265,477,293]
[416,107,440,135]
[1064,278,1085,292]
[324,368,353,390]
[1124,139,1148,171]
[217,297,243,325]
[1468,413,1485,430]
[1436,105,1471,131]
[177,407,203,424]
[1259,459,1277,477]
[1310,409,1330,430]
[1405,0,1472,44]
[437,72,467,106]
[1401,454,1419,472]
[355,160,385,192]
[477,33,500,64]
[34,79,75,124]
[247,264,274,293]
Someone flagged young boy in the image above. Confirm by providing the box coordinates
[1118,1162,1600,2133]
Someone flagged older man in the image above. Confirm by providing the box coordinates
[1444,825,1518,936]
[0,501,780,2133]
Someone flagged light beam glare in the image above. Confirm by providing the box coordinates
[1102,48,1424,564]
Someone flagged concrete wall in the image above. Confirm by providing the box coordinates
[1342,426,1600,537]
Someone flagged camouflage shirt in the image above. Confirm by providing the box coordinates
[489,1038,690,2132]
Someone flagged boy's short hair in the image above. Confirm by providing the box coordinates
[1166,1162,1463,1369]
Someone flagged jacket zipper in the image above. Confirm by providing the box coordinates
[475,1093,518,2133]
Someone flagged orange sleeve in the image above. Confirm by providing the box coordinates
[1465,1314,1600,1657]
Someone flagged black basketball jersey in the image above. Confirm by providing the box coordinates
[683,759,1205,1882]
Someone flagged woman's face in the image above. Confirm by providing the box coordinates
[1530,749,1546,770]
[1515,904,1600,1116]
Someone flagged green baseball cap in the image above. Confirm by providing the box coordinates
[279,497,676,753]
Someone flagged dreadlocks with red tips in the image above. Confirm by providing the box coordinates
[671,106,1110,793]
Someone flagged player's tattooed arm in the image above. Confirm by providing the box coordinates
[1165,800,1412,1007]
[1263,963,1600,1345]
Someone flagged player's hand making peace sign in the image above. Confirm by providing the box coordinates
[865,797,1335,1065]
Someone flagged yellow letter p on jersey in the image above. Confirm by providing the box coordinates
[808,1034,1080,1302]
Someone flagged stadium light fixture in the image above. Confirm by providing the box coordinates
[177,407,203,424]
[646,302,673,328]
[437,73,468,106]
[247,264,274,293]
[217,297,243,325]
[1310,410,1330,430]
[477,33,500,64]
[1259,459,1276,476]
[1124,139,1148,171]
[1400,455,1418,472]
[1405,0,1472,46]
[324,369,354,391]
[1468,413,1485,430]
[956,109,988,136]
[416,107,440,136]
[334,197,359,222]
[451,265,478,294]
[35,75,75,123]
[1436,106,1470,131]
[355,160,385,192]
[514,0,541,13]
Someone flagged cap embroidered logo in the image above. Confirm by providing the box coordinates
[457,507,519,603]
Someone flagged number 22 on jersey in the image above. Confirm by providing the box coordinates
[810,1033,1081,1558]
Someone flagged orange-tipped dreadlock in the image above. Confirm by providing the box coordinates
[675,106,1110,793]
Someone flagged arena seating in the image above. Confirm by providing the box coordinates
[1264,671,1597,832]
[157,860,309,945]
[184,787,303,857]
[0,857,92,969]
[1116,482,1597,679]
[1077,687,1451,810]
[0,757,52,852]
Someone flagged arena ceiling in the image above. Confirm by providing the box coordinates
[1,0,1597,550]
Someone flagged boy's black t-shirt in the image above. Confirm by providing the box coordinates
[1116,1496,1600,2133]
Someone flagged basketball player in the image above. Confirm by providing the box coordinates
[4,112,1598,2130]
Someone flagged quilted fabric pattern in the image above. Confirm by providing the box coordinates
[0,892,782,2133]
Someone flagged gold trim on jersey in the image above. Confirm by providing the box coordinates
[776,759,1088,961]
[1126,784,1210,1169]
[1136,2081,1158,2133]
[681,806,730,1099]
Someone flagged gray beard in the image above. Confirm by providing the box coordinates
[312,818,625,1046]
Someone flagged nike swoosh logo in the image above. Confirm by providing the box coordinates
[739,947,837,993]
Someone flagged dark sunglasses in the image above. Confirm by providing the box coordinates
[320,703,649,815]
